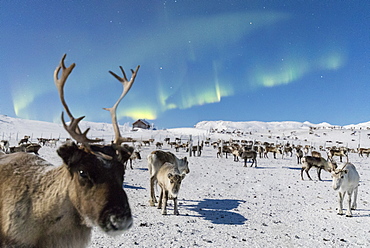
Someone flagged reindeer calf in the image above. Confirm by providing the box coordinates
[147,150,189,206]
[156,162,185,215]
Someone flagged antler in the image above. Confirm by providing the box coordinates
[54,54,103,145]
[103,65,140,146]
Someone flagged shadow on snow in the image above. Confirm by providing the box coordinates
[183,198,247,225]
[123,183,145,190]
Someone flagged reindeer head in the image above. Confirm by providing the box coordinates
[54,54,140,234]
[331,168,348,191]
[167,171,186,198]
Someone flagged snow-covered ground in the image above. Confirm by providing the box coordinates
[1,115,370,247]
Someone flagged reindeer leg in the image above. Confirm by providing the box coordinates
[352,186,358,210]
[317,168,322,181]
[173,197,179,215]
[158,187,163,209]
[337,192,344,215]
[346,191,353,217]
[149,176,157,206]
[305,167,313,180]
[161,190,168,215]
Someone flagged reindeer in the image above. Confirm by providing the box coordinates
[187,144,203,157]
[18,135,30,145]
[9,143,42,155]
[147,150,189,206]
[281,145,293,158]
[231,145,242,162]
[257,145,264,159]
[46,138,59,147]
[358,147,370,157]
[0,140,9,153]
[0,54,139,247]
[123,145,141,170]
[155,142,163,149]
[37,137,49,146]
[240,150,257,167]
[25,143,42,155]
[168,141,178,148]
[301,156,337,181]
[296,147,304,164]
[264,145,281,159]
[311,150,321,158]
[328,147,348,162]
[332,163,359,217]
[156,162,185,215]
[8,145,26,153]
[217,145,233,158]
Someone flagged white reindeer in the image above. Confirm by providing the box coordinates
[332,163,359,217]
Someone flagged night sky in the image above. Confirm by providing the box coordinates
[1,1,368,128]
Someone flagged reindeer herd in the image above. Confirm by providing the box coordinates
[0,55,364,247]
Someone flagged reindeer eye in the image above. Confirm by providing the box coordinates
[170,180,174,184]
[341,176,344,179]
[79,170,88,178]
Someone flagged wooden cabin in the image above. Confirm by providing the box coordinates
[132,119,151,130]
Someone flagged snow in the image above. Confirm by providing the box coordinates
[1,115,370,247]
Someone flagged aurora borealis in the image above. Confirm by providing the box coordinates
[0,1,368,128]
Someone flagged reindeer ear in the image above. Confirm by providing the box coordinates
[57,142,84,168]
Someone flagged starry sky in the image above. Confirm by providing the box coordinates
[0,1,369,129]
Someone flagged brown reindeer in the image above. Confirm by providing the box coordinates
[147,150,189,206]
[0,54,139,247]
[328,147,348,162]
[156,162,186,215]
[241,150,258,167]
[18,135,30,145]
[301,156,337,181]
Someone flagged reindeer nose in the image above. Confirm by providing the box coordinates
[109,213,133,231]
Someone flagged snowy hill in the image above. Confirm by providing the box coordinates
[1,115,370,149]
[195,120,366,131]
